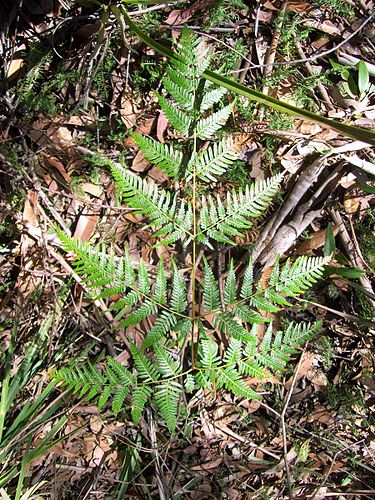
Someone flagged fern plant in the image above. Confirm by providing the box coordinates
[53,29,329,432]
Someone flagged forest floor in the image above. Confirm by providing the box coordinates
[1,0,375,499]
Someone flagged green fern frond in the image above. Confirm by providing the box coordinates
[130,342,160,382]
[155,91,192,136]
[153,259,168,304]
[165,66,195,93]
[154,343,181,377]
[240,258,254,298]
[250,295,281,313]
[137,259,150,294]
[119,300,158,327]
[203,259,221,312]
[142,311,179,348]
[223,338,242,366]
[187,138,239,183]
[162,75,194,111]
[277,256,329,296]
[215,312,255,341]
[110,163,193,245]
[282,321,322,354]
[198,174,283,244]
[53,27,330,434]
[234,304,270,324]
[154,381,182,432]
[170,264,187,313]
[184,373,196,392]
[216,367,260,399]
[131,385,152,424]
[224,259,236,306]
[58,233,116,290]
[198,338,221,370]
[130,132,182,179]
[195,102,234,140]
[200,85,228,112]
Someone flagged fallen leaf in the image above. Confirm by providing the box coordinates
[191,457,223,470]
[285,351,327,389]
[6,44,26,79]
[287,1,313,13]
[165,0,216,26]
[120,93,138,129]
[156,111,168,143]
[294,225,339,254]
[132,151,150,172]
[73,213,98,243]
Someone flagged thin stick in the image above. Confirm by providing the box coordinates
[280,343,309,500]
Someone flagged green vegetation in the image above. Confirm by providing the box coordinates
[52,30,329,432]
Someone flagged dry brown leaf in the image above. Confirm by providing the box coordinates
[73,214,98,243]
[41,154,71,183]
[124,116,156,147]
[6,44,26,79]
[156,110,168,143]
[307,403,335,426]
[65,115,96,130]
[294,224,339,254]
[132,151,150,172]
[285,351,327,389]
[287,1,313,13]
[344,189,369,214]
[78,182,103,198]
[148,166,169,183]
[191,456,223,471]
[165,0,216,26]
[120,93,138,129]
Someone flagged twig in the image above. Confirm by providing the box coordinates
[259,1,288,119]
[280,344,309,500]
[329,209,375,310]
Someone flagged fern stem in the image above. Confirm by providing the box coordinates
[191,131,198,369]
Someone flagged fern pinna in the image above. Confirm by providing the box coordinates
[53,29,329,432]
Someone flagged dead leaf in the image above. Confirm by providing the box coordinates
[294,225,339,254]
[41,154,71,183]
[78,182,103,198]
[124,116,156,147]
[165,0,216,26]
[73,214,98,243]
[65,115,97,130]
[120,93,138,129]
[132,151,150,172]
[285,351,327,389]
[287,1,313,13]
[156,111,168,143]
[148,166,169,183]
[191,456,223,470]
[6,44,26,79]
